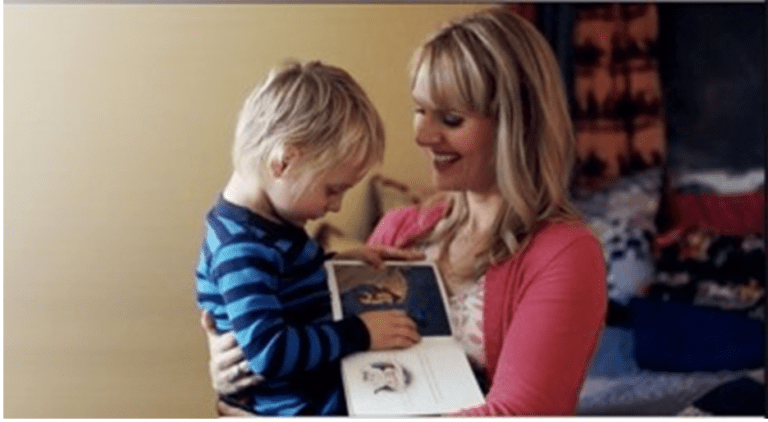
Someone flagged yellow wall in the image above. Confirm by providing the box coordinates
[4,4,491,417]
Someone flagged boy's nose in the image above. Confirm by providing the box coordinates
[327,197,342,213]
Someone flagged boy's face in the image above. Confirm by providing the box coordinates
[268,157,365,226]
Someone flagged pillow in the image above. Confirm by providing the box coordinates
[660,190,764,237]
[587,325,640,377]
[674,168,764,195]
[604,228,655,305]
[647,230,765,321]
[572,166,663,241]
[572,167,663,303]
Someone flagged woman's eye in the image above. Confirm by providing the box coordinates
[442,113,463,127]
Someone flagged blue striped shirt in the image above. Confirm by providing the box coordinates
[195,196,369,415]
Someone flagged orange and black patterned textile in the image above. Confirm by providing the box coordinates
[505,3,537,23]
[572,4,666,191]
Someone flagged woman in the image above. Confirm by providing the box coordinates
[203,7,606,416]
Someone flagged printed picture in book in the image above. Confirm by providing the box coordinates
[332,263,451,337]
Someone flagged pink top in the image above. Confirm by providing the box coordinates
[367,204,607,416]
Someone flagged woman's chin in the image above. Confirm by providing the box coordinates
[432,178,464,191]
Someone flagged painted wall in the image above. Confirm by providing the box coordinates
[4,4,490,417]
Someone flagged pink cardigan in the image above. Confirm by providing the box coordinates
[367,205,607,416]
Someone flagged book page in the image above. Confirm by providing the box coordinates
[341,338,486,416]
[326,260,453,336]
[325,260,486,416]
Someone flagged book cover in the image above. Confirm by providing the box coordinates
[325,260,486,416]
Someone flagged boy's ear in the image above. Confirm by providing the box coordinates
[269,146,300,178]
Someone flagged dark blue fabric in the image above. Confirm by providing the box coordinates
[631,298,765,372]
[535,4,576,108]
[693,377,766,415]
[587,326,640,377]
[657,4,765,172]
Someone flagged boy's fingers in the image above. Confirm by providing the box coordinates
[390,332,420,348]
[366,250,385,269]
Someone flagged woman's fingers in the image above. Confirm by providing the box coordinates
[214,344,249,371]
[201,311,265,395]
[232,371,264,389]
[215,398,258,417]
[335,246,425,268]
[375,246,425,261]
[214,359,257,395]
[211,331,239,355]
[200,310,217,333]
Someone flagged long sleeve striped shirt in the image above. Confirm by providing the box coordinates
[195,197,370,415]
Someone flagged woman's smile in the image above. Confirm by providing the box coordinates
[430,150,462,168]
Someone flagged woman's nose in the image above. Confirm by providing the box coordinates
[414,116,440,146]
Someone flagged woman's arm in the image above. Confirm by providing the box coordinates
[458,233,607,416]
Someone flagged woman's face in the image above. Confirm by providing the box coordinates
[411,72,498,194]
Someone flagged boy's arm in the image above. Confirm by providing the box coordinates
[212,241,369,379]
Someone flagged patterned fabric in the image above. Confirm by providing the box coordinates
[504,3,537,23]
[196,196,369,415]
[649,229,765,321]
[604,228,654,305]
[449,277,486,370]
[572,166,663,241]
[673,168,764,195]
[659,189,765,237]
[572,4,666,190]
[571,167,662,304]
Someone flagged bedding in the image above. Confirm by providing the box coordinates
[578,368,761,416]
[578,167,765,416]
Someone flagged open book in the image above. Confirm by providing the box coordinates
[325,260,486,416]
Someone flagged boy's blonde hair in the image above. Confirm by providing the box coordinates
[410,8,581,277]
[233,60,385,180]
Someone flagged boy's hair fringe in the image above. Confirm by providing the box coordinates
[232,60,385,180]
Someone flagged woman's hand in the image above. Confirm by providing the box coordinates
[334,246,425,269]
[200,311,263,395]
[215,398,258,417]
[358,309,421,350]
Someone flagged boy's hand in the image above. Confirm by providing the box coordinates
[358,309,421,350]
[334,246,425,269]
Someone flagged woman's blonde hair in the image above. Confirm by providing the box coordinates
[410,8,581,277]
[233,60,385,180]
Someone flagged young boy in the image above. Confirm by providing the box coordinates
[195,61,420,416]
